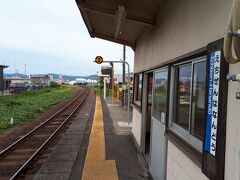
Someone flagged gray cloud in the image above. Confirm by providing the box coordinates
[0,0,134,75]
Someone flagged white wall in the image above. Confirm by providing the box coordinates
[134,0,232,73]
[133,0,237,179]
[132,106,142,146]
[225,63,240,180]
[167,141,208,180]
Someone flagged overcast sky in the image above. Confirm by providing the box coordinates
[0,0,134,76]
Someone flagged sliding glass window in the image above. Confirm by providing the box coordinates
[134,74,142,106]
[172,57,207,146]
[174,64,192,130]
[191,61,207,140]
[152,69,168,124]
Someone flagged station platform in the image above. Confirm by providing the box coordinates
[34,94,149,180]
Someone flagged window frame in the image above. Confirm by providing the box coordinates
[169,56,207,152]
[152,68,168,124]
[133,73,143,107]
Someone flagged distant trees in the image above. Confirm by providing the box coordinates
[50,81,61,88]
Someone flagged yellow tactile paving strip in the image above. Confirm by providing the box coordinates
[81,96,119,180]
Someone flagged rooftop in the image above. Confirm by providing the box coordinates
[0,65,9,68]
[30,74,50,78]
[4,77,31,80]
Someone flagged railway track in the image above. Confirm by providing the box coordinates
[0,87,90,180]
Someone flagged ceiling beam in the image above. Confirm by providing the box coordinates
[77,1,154,27]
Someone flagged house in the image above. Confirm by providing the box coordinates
[114,73,133,84]
[4,79,11,90]
[76,0,240,180]
[0,65,8,93]
[4,77,31,90]
[30,75,51,87]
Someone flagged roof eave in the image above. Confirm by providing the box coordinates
[0,65,9,68]
[76,1,95,38]
[75,0,136,49]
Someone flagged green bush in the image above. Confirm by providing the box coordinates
[0,86,74,132]
[50,81,61,88]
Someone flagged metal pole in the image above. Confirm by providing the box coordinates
[126,62,131,125]
[122,45,126,107]
[97,71,99,95]
[104,77,106,99]
[94,60,131,124]
[123,45,126,83]
[112,64,114,104]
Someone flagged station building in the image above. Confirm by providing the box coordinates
[30,74,51,87]
[76,0,240,179]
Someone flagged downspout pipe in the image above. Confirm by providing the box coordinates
[224,0,240,63]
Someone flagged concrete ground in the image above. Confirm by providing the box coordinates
[102,97,149,180]
[33,95,148,180]
[104,97,132,135]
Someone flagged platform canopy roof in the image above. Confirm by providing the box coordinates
[76,0,165,49]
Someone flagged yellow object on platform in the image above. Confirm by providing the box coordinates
[117,88,122,101]
[81,96,119,180]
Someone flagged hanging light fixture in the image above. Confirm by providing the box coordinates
[114,6,126,38]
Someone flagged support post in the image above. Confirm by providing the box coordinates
[123,45,126,83]
[94,60,131,124]
[104,77,107,99]
[126,62,131,125]
[122,45,126,106]
[112,64,114,104]
[0,67,3,93]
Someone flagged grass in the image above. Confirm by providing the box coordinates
[92,86,115,97]
[0,86,75,132]
[92,86,105,96]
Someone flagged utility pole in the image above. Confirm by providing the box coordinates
[14,61,18,74]
[122,45,126,106]
[24,64,27,75]
[97,71,99,95]
[111,63,114,104]
[123,45,126,83]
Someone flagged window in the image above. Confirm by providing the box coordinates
[191,62,207,139]
[174,64,191,130]
[152,69,168,124]
[148,75,153,105]
[134,74,142,106]
[171,57,207,150]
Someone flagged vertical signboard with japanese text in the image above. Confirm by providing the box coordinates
[202,39,228,180]
[204,50,221,156]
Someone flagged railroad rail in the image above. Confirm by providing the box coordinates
[0,87,90,180]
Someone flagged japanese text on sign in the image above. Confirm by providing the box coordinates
[204,50,221,156]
